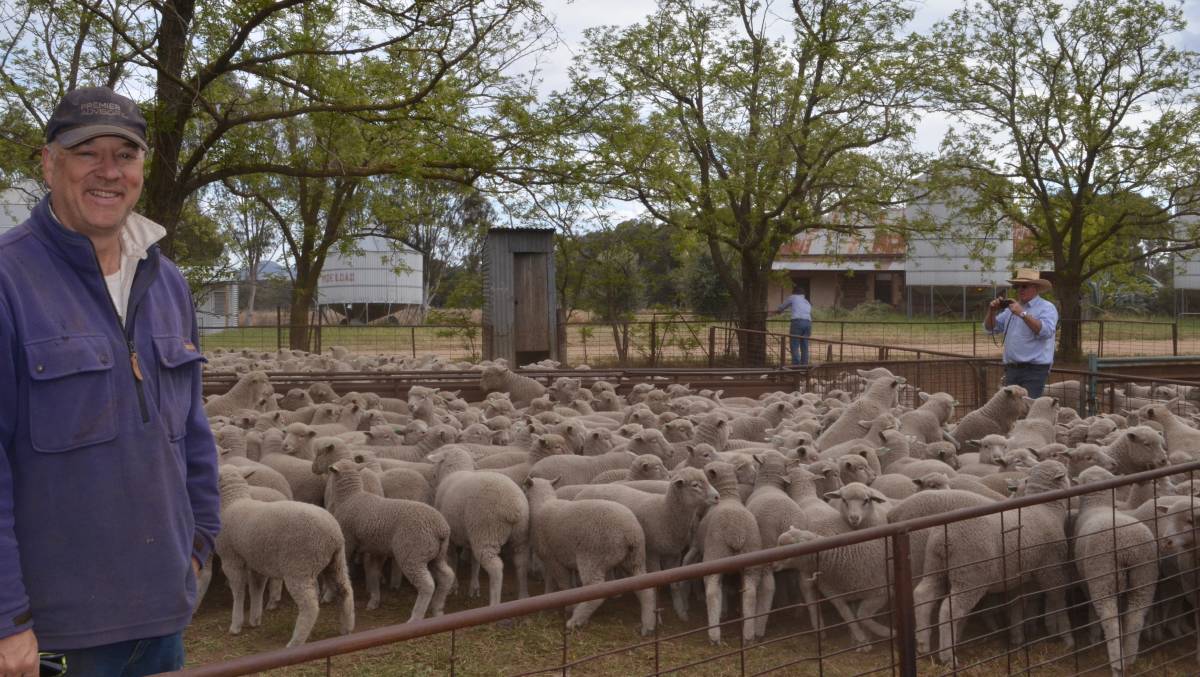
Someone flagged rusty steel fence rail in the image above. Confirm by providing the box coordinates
[174,460,1200,677]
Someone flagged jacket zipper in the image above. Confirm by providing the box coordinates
[92,248,150,423]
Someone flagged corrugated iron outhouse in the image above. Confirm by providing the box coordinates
[482,228,559,365]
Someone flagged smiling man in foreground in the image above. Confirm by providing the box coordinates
[0,87,220,677]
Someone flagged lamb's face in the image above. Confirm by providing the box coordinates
[840,456,876,486]
[913,472,949,491]
[826,483,885,528]
[634,455,668,480]
[1126,427,1169,468]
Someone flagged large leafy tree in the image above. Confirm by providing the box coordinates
[0,0,548,260]
[923,0,1200,362]
[559,0,925,363]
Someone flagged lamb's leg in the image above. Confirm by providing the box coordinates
[430,556,456,617]
[283,577,321,648]
[267,579,283,610]
[740,571,759,645]
[324,546,355,636]
[1038,567,1074,650]
[937,587,988,666]
[247,570,268,627]
[225,563,248,636]
[1121,562,1159,671]
[402,562,436,623]
[478,547,506,606]
[389,557,405,590]
[468,553,482,598]
[1087,584,1124,676]
[195,554,214,610]
[828,592,871,650]
[913,575,945,655]
[512,539,531,600]
[799,574,822,634]
[364,554,385,610]
[566,563,608,630]
[634,584,656,637]
[704,573,724,644]
[858,592,893,638]
[756,570,776,638]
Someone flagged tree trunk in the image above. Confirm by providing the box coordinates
[144,0,196,257]
[243,278,258,327]
[734,263,770,366]
[288,287,316,352]
[1055,279,1085,364]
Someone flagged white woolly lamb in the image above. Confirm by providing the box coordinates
[523,477,656,635]
[326,460,455,620]
[216,467,354,647]
[425,446,531,606]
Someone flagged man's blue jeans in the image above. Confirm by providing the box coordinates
[49,632,184,677]
[1004,363,1051,398]
[789,318,812,366]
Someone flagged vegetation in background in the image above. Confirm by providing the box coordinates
[921,0,1200,361]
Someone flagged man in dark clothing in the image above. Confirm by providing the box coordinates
[0,87,220,677]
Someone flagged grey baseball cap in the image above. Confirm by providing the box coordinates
[45,86,148,151]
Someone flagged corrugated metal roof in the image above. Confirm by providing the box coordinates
[777,228,907,258]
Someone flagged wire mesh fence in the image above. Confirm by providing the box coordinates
[177,460,1200,677]
[197,316,1200,365]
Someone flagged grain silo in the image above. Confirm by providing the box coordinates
[316,236,424,323]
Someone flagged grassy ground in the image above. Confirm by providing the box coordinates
[187,567,1200,676]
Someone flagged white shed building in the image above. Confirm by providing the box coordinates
[1175,215,1200,315]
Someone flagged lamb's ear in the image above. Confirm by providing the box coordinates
[686,444,696,456]
[1157,504,1171,514]
[912,477,925,488]
[869,490,887,503]
[919,392,930,403]
[244,469,257,479]
[522,476,534,490]
[329,463,342,475]
[716,419,727,429]
[306,430,317,439]
[753,453,765,466]
[672,476,686,489]
[353,454,366,463]
[824,490,843,501]
[1126,431,1138,440]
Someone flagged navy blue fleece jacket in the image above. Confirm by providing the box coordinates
[0,197,220,650]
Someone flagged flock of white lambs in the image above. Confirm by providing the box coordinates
[198,347,1200,675]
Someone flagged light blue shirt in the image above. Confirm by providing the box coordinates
[985,294,1058,365]
[777,294,812,320]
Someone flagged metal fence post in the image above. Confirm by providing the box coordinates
[839,321,845,361]
[1087,353,1099,417]
[972,322,977,356]
[650,319,658,367]
[708,327,716,368]
[1098,320,1105,358]
[1173,321,1179,356]
[276,306,282,351]
[411,326,417,358]
[891,531,918,677]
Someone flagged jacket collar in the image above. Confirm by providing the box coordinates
[30,195,164,274]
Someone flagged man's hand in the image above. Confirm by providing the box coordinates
[1008,301,1026,316]
[0,628,38,677]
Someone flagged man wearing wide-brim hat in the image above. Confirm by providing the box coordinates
[984,268,1059,398]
